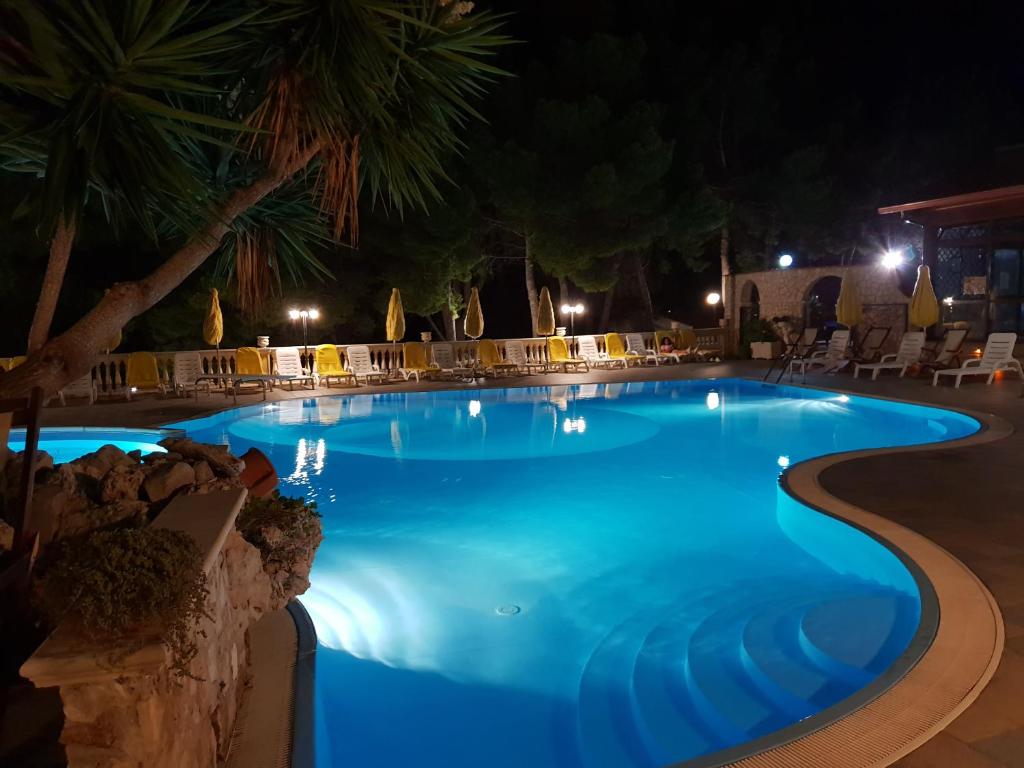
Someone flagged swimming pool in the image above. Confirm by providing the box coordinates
[170,379,978,768]
[7,427,172,464]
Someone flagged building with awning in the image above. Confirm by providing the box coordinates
[879,185,1024,337]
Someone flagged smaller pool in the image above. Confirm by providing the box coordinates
[6,427,177,464]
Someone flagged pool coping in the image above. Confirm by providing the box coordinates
[678,381,1008,768]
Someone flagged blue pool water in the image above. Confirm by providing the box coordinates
[170,379,978,768]
[7,427,170,464]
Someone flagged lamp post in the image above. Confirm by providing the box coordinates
[560,302,585,355]
[288,307,320,370]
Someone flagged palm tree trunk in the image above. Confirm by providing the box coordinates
[26,215,76,353]
[0,144,320,398]
[524,236,539,337]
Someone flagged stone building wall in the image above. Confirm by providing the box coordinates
[729,264,911,352]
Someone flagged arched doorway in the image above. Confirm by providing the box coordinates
[739,281,760,327]
[805,276,842,329]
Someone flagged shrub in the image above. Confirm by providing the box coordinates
[236,492,320,567]
[35,527,209,676]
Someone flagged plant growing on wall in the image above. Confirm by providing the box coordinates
[35,527,209,676]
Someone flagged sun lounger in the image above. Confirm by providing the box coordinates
[789,329,850,382]
[314,344,356,388]
[431,343,475,379]
[577,335,625,369]
[57,374,97,405]
[853,331,925,380]
[504,340,545,374]
[920,327,969,373]
[604,333,644,367]
[124,351,167,400]
[172,351,211,398]
[399,342,438,381]
[346,344,388,385]
[475,339,522,376]
[272,347,316,390]
[932,332,1022,388]
[547,336,589,372]
[624,333,668,365]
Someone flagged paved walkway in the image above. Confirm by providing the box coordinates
[36,360,1024,766]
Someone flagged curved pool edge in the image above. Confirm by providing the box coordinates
[683,386,1008,768]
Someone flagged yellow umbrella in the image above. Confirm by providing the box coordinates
[386,288,405,341]
[909,265,940,329]
[536,286,555,336]
[203,288,224,348]
[835,276,862,328]
[464,287,484,339]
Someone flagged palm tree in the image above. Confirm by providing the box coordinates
[0,0,508,397]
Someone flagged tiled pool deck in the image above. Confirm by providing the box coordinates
[38,361,1024,767]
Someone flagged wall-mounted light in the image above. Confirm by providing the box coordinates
[881,250,904,269]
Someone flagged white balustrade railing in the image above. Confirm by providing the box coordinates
[86,329,727,395]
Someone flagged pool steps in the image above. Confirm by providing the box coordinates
[574,576,916,767]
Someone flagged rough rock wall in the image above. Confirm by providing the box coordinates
[57,530,272,768]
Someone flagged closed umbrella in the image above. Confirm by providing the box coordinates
[536,286,555,336]
[465,287,484,339]
[203,288,224,374]
[909,265,940,329]
[203,289,223,349]
[386,288,405,375]
[835,276,862,328]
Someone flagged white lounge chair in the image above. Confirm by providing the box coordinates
[504,340,545,374]
[58,374,97,405]
[431,343,475,379]
[789,329,850,382]
[577,335,625,369]
[932,332,1022,388]
[273,347,316,390]
[346,345,388,385]
[920,327,969,373]
[624,333,666,365]
[854,332,925,380]
[172,351,210,398]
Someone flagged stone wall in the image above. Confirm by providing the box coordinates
[56,528,271,768]
[729,264,911,352]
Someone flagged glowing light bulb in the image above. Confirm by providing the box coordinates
[881,250,904,269]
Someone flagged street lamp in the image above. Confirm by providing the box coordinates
[288,307,320,369]
[705,291,722,327]
[560,302,585,352]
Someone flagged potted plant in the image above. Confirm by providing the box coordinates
[742,318,782,359]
